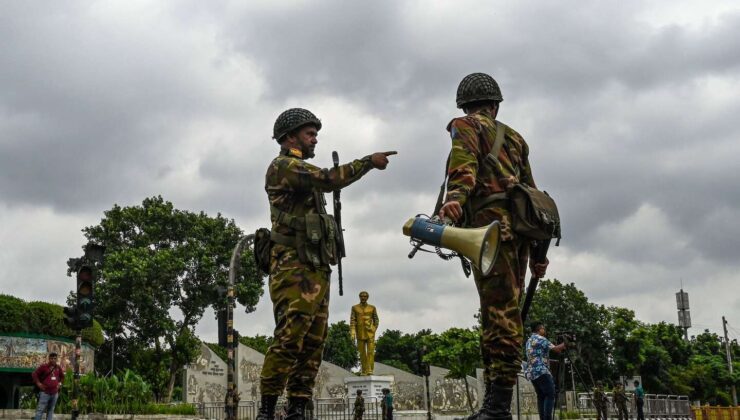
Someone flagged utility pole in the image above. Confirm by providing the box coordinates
[224,235,253,420]
[722,316,737,406]
[72,333,81,420]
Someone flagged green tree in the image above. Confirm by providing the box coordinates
[375,329,433,374]
[76,196,264,401]
[604,306,640,376]
[527,279,611,386]
[676,330,739,404]
[0,295,104,346]
[239,334,274,354]
[0,294,27,332]
[423,328,481,412]
[324,321,359,370]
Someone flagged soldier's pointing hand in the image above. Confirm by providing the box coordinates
[370,151,397,170]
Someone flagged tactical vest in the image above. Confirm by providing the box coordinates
[269,190,340,269]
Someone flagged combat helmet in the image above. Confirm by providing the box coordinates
[273,108,322,141]
[456,72,503,108]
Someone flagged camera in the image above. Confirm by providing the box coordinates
[556,331,577,346]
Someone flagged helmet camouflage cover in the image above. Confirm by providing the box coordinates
[456,72,503,108]
[273,108,322,141]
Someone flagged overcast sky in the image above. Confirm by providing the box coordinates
[1,0,738,343]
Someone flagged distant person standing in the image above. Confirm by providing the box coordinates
[633,380,645,420]
[613,383,629,420]
[592,381,608,420]
[32,353,65,420]
[353,389,365,420]
[381,388,394,420]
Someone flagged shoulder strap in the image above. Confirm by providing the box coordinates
[434,121,505,218]
[487,120,507,167]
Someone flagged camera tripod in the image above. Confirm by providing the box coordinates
[552,338,598,419]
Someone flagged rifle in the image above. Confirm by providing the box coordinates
[332,151,347,296]
[520,238,551,323]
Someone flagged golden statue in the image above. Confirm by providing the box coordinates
[350,291,379,375]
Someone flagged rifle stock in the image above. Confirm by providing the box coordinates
[520,239,551,323]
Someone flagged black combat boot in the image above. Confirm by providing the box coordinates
[489,384,514,420]
[256,394,278,420]
[458,383,513,420]
[285,396,309,420]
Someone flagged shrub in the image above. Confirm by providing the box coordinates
[0,295,104,346]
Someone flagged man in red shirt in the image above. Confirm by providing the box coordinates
[31,352,65,420]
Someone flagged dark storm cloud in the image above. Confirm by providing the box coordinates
[0,1,261,212]
[1,1,738,335]
[217,0,740,265]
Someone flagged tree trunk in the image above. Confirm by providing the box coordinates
[165,357,179,403]
[154,338,163,402]
[464,376,474,412]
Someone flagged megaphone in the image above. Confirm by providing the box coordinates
[402,216,501,276]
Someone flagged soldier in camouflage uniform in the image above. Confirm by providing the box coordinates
[437,73,548,420]
[613,383,629,420]
[592,382,608,420]
[353,390,365,420]
[257,108,395,420]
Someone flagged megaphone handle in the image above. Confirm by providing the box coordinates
[408,242,423,259]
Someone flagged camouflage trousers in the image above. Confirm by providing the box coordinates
[595,405,608,420]
[260,245,330,398]
[474,236,528,388]
[615,403,629,420]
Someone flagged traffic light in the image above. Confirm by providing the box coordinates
[76,265,94,328]
[63,305,78,330]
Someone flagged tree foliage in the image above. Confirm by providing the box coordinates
[323,321,359,370]
[0,294,104,346]
[239,334,274,355]
[423,328,481,411]
[523,279,739,403]
[375,329,432,374]
[527,279,610,384]
[76,196,265,401]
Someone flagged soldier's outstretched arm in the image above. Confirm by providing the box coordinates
[286,151,397,192]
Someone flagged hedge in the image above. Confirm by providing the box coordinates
[0,294,104,346]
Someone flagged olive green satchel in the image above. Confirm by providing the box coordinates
[508,184,561,244]
[485,121,562,244]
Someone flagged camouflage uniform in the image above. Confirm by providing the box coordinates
[613,386,629,420]
[445,110,535,388]
[353,394,365,420]
[261,147,375,398]
[592,386,608,420]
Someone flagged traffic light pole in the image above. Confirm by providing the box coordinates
[225,235,254,420]
[65,243,105,419]
[72,330,81,420]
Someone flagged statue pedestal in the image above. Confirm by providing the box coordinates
[344,375,393,399]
